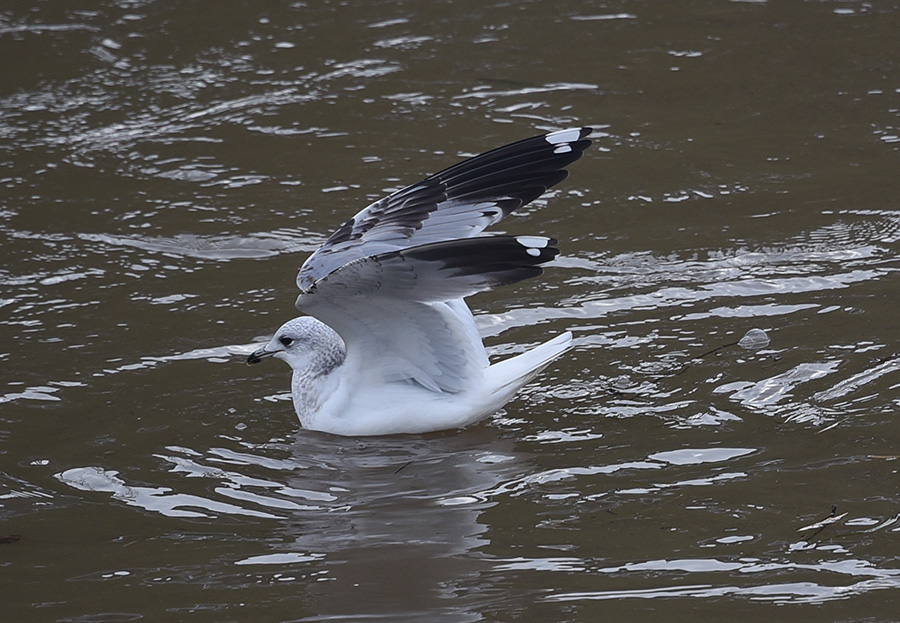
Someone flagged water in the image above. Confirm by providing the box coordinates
[2,1,900,621]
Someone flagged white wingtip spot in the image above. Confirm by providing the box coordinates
[526,247,542,257]
[546,128,582,146]
[553,145,572,154]
[516,236,550,249]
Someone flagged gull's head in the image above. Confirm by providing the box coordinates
[247,317,345,371]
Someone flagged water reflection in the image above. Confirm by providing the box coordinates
[50,428,768,618]
[48,425,900,613]
[53,432,513,618]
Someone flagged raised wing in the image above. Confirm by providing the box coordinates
[293,127,592,394]
[295,236,561,393]
[297,127,593,291]
[297,235,559,305]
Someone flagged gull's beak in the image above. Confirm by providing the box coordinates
[247,345,278,365]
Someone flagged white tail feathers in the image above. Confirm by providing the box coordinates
[485,332,573,405]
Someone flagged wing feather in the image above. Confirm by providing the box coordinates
[296,236,558,304]
[297,127,592,290]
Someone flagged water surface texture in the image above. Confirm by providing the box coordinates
[2,1,900,621]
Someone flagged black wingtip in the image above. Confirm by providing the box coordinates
[428,126,593,215]
[400,235,561,289]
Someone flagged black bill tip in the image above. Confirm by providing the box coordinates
[247,348,274,365]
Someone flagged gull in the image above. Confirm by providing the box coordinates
[247,127,593,436]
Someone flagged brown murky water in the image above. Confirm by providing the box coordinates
[2,1,900,621]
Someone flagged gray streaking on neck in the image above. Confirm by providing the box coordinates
[263,317,347,426]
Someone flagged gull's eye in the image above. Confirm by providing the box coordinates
[279,336,294,347]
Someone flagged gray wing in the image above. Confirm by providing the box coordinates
[297,236,559,303]
[297,127,593,291]
[296,237,560,393]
